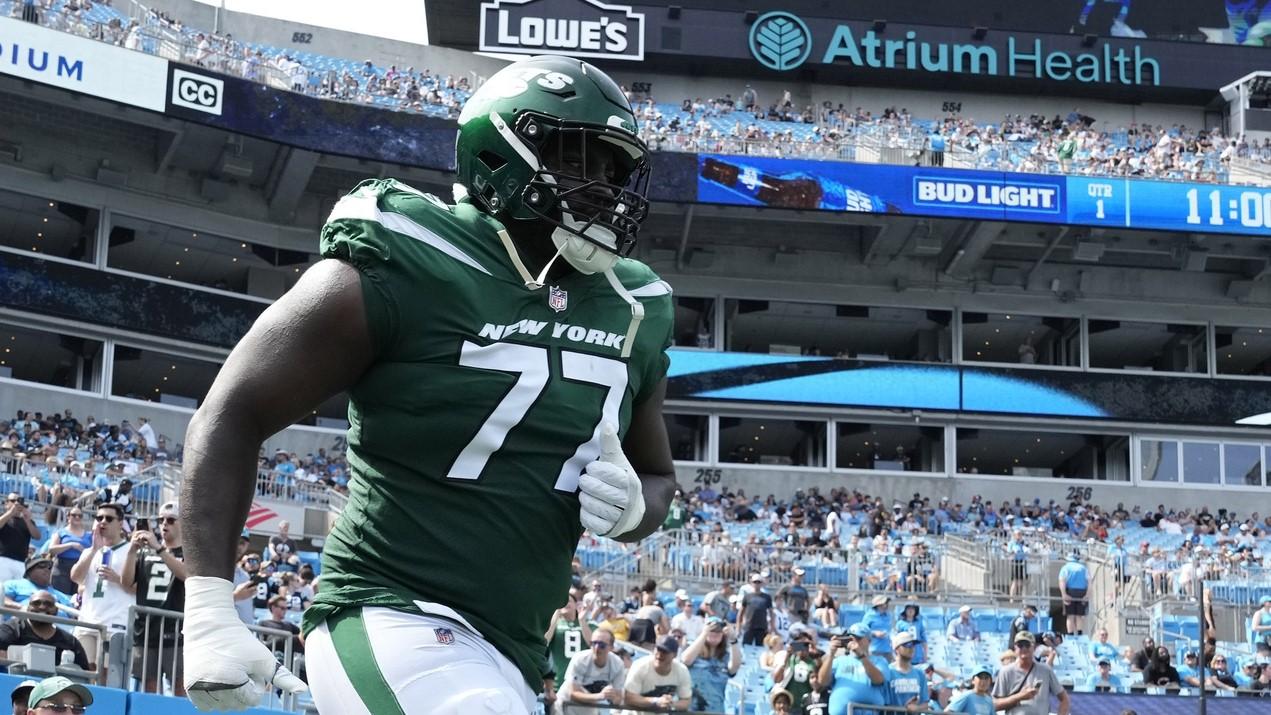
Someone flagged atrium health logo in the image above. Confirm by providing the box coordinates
[749,11,812,71]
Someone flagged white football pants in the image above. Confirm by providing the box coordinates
[305,606,538,715]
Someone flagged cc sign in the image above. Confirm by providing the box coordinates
[171,68,223,115]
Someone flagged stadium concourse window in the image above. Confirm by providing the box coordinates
[1087,320,1208,373]
[106,215,318,299]
[1215,325,1271,377]
[664,413,708,462]
[1141,438,1267,486]
[724,299,952,361]
[960,312,1080,366]
[955,428,1130,480]
[835,422,944,472]
[0,322,102,391]
[718,417,826,467]
[109,345,221,409]
[0,188,99,263]
[673,296,717,349]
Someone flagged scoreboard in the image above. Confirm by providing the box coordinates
[698,154,1271,237]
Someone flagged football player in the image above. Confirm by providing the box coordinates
[178,54,677,714]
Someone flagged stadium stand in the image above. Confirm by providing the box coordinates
[6,0,1269,187]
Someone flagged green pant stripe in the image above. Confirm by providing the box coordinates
[328,609,408,715]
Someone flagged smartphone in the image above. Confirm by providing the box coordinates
[792,641,809,653]
[136,518,150,532]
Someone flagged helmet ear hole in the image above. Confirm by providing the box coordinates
[477,150,507,172]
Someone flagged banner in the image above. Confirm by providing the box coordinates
[0,16,167,111]
[698,154,1271,238]
[667,349,1271,427]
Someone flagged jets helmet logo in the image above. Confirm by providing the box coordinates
[548,286,568,313]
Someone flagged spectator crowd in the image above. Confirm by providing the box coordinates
[12,1,1266,188]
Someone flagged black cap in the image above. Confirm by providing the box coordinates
[656,636,680,653]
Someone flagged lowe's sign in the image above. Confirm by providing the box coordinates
[480,0,645,61]
[748,11,1161,86]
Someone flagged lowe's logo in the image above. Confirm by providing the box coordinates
[479,0,645,61]
[749,11,811,71]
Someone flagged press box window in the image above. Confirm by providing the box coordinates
[718,417,826,467]
[1088,320,1207,373]
[957,428,1129,480]
[836,422,944,472]
[961,313,1079,366]
[0,188,99,263]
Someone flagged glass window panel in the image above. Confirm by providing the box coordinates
[957,428,1128,480]
[718,416,825,467]
[1140,439,1179,483]
[836,422,944,472]
[960,313,1079,366]
[0,322,102,391]
[673,297,717,349]
[0,187,99,263]
[1224,443,1262,486]
[1216,326,1271,377]
[1088,320,1207,373]
[664,413,709,462]
[110,345,221,408]
[725,300,951,361]
[107,214,318,299]
[1181,442,1220,484]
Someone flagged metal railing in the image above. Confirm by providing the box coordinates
[255,469,334,505]
[0,604,109,684]
[126,603,303,710]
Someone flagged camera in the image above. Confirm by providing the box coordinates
[793,641,809,653]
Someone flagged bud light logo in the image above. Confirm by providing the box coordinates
[749,11,812,71]
[171,68,223,115]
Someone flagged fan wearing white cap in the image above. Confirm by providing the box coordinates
[860,594,894,662]
[670,589,704,644]
[946,605,980,641]
[884,630,928,710]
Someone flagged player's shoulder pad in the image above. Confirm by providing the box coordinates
[326,178,456,228]
[322,178,495,277]
[611,257,672,300]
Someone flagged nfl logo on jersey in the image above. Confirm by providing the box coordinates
[434,627,455,645]
[548,285,568,313]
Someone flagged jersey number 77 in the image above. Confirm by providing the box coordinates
[445,341,627,492]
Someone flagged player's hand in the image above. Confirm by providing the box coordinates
[184,576,307,711]
[579,424,645,539]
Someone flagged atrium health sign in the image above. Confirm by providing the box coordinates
[480,0,645,60]
[747,11,1162,87]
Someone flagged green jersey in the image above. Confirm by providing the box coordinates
[301,179,674,692]
[663,499,686,530]
[549,617,587,688]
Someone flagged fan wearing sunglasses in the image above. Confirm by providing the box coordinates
[70,502,134,675]
[25,676,92,714]
[0,590,91,670]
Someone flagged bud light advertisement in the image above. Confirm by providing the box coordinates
[697,154,1271,237]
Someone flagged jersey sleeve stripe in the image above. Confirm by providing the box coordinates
[627,280,672,298]
[327,194,493,277]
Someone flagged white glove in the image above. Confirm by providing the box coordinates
[579,423,645,538]
[184,576,308,711]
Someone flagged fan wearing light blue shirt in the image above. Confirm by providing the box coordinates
[945,665,995,714]
[886,630,929,709]
[946,605,979,641]
[861,595,894,661]
[1085,660,1126,692]
[1088,628,1118,664]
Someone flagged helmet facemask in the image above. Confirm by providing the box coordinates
[514,111,650,274]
